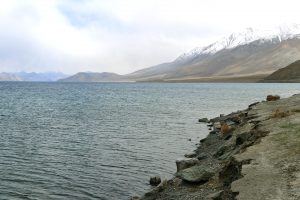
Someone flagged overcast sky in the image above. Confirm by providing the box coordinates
[0,0,299,74]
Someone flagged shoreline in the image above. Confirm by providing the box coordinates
[134,94,300,200]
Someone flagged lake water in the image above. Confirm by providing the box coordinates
[0,82,299,200]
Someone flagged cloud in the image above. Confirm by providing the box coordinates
[0,0,300,74]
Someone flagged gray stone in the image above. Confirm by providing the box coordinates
[149,176,161,186]
[214,145,231,158]
[207,123,213,127]
[198,118,209,123]
[209,130,218,134]
[130,196,140,200]
[200,138,207,143]
[213,122,222,129]
[235,132,250,146]
[184,152,197,158]
[205,190,223,199]
[197,153,208,160]
[226,120,236,126]
[176,158,200,172]
[176,165,214,183]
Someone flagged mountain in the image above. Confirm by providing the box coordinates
[58,72,125,82]
[262,60,300,82]
[0,73,22,81]
[58,24,300,83]
[127,24,300,82]
[15,72,68,81]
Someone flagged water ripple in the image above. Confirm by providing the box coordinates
[0,82,299,199]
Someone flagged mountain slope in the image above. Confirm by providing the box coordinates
[0,73,22,81]
[15,72,68,81]
[58,72,125,82]
[262,60,300,82]
[126,24,300,81]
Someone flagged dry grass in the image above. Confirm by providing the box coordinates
[271,108,290,118]
[221,123,231,134]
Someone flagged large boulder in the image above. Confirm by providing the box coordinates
[176,158,200,172]
[266,95,280,101]
[176,165,214,183]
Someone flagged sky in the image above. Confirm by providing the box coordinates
[0,0,300,75]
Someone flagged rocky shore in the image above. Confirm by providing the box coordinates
[133,94,300,200]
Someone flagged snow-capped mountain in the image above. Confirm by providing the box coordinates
[177,24,300,61]
[127,24,300,81]
[66,24,300,82]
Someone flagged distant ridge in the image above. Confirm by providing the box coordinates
[58,72,125,82]
[15,72,68,82]
[0,72,68,82]
[0,73,22,81]
[127,24,300,82]
[262,60,300,82]
[57,24,300,82]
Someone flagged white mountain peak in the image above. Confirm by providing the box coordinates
[177,24,300,61]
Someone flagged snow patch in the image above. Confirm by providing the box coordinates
[177,24,300,61]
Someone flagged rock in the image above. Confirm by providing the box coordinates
[176,158,200,172]
[213,122,222,130]
[198,118,209,123]
[200,138,207,143]
[209,130,218,134]
[176,165,214,183]
[236,132,250,146]
[197,153,208,160]
[130,196,140,200]
[248,101,260,108]
[224,134,232,140]
[266,95,280,101]
[188,138,191,141]
[206,190,224,199]
[226,120,236,126]
[217,151,233,161]
[221,123,232,135]
[214,145,232,158]
[184,152,197,158]
[207,123,213,127]
[149,176,161,186]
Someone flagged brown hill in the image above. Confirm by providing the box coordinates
[127,38,300,82]
[58,72,125,82]
[263,60,300,82]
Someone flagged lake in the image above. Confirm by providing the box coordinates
[0,82,299,199]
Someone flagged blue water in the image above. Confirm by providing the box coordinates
[0,82,299,200]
